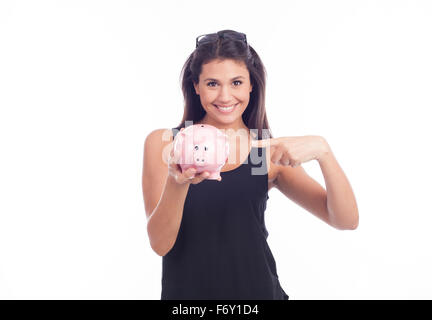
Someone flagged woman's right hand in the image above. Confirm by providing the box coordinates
[168,130,215,185]
[168,148,212,185]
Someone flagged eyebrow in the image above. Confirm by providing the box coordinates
[203,76,245,81]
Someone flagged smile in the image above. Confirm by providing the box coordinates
[213,103,239,113]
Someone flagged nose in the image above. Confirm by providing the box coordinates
[217,85,233,103]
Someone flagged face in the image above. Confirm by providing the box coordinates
[193,59,253,130]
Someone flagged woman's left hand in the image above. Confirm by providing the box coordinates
[251,135,330,167]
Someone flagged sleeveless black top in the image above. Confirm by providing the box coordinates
[161,128,289,300]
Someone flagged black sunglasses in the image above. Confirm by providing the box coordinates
[196,31,248,49]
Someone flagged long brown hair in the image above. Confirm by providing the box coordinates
[174,29,273,140]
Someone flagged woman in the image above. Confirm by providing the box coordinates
[142,30,359,300]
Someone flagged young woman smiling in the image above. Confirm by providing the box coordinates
[142,30,359,300]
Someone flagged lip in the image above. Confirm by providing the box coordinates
[213,103,239,114]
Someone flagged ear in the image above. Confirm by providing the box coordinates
[193,82,200,95]
[249,84,253,93]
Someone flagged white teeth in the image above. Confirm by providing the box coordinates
[215,104,237,111]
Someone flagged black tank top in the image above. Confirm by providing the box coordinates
[161,128,289,300]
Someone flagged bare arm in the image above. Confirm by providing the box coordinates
[317,144,359,230]
[142,128,210,256]
[146,175,191,256]
[258,136,358,230]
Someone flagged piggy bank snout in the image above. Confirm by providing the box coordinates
[193,146,209,166]
[193,156,206,166]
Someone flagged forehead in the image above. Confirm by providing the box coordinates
[200,59,249,79]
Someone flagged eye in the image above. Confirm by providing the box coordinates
[206,80,243,87]
[204,146,208,151]
[194,145,199,150]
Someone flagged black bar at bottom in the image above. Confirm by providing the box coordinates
[0,300,427,318]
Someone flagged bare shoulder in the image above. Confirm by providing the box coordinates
[145,128,174,147]
[144,128,175,165]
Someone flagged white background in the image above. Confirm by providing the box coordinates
[1,0,431,299]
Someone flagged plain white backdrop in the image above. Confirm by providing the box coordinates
[1,0,431,299]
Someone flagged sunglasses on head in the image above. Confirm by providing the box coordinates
[195,31,248,49]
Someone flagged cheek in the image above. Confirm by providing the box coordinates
[239,93,251,104]
[240,88,251,99]
[201,92,216,104]
[238,103,248,113]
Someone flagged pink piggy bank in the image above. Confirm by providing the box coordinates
[173,124,230,180]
